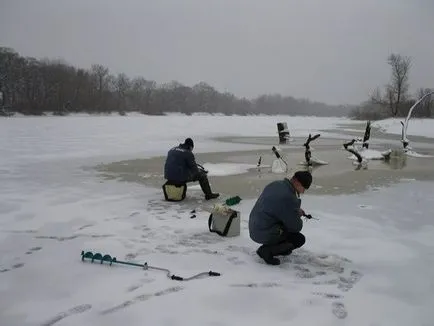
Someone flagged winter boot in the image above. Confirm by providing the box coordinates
[198,174,220,200]
[256,245,280,265]
[205,193,220,200]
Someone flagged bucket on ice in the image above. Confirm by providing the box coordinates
[277,122,290,144]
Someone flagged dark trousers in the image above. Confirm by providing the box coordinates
[260,229,306,256]
[277,230,306,248]
[187,170,213,195]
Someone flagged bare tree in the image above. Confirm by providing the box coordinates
[90,64,109,111]
[368,54,411,117]
[114,73,130,110]
[387,53,411,116]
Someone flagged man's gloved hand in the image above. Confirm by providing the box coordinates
[298,208,305,217]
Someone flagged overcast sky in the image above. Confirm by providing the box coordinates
[1,0,433,105]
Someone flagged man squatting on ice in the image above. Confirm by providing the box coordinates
[249,171,313,265]
[164,138,220,200]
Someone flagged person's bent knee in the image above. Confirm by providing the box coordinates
[189,171,207,182]
[294,233,306,248]
[198,170,208,179]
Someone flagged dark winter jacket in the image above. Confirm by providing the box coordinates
[164,143,200,182]
[249,178,303,244]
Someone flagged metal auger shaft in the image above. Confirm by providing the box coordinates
[80,250,221,281]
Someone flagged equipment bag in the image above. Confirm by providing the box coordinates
[208,204,240,237]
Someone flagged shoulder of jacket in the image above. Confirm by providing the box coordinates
[173,146,187,152]
[283,179,299,197]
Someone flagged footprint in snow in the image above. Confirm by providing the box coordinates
[25,246,42,255]
[337,270,363,292]
[41,304,92,326]
[227,256,246,265]
[332,302,348,319]
[312,292,343,299]
[0,263,24,273]
[126,278,155,292]
[77,224,94,231]
[100,286,184,315]
[230,282,281,288]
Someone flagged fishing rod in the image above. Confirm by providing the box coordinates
[303,213,319,221]
[271,146,288,171]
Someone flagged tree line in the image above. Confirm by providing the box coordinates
[351,53,433,120]
[1,46,431,119]
[0,46,351,117]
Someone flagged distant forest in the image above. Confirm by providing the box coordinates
[0,46,352,117]
[1,47,432,119]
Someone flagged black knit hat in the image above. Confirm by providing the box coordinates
[184,138,194,149]
[293,170,312,189]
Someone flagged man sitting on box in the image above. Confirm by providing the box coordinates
[164,138,219,200]
[248,171,312,265]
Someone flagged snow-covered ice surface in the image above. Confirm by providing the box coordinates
[201,163,258,176]
[1,114,434,326]
[373,118,434,138]
[405,150,434,158]
[347,148,389,161]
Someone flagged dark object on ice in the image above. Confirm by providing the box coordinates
[271,146,288,171]
[257,156,262,171]
[225,196,242,206]
[277,122,290,144]
[343,139,363,164]
[303,133,321,166]
[163,138,219,200]
[271,146,282,159]
[81,250,221,281]
[362,121,371,149]
[400,121,410,150]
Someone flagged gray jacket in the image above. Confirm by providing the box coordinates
[249,178,303,244]
[164,143,200,182]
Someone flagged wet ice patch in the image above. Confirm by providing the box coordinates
[201,163,257,176]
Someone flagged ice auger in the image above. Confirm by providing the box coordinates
[81,250,221,281]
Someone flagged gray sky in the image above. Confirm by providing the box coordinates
[1,0,433,105]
